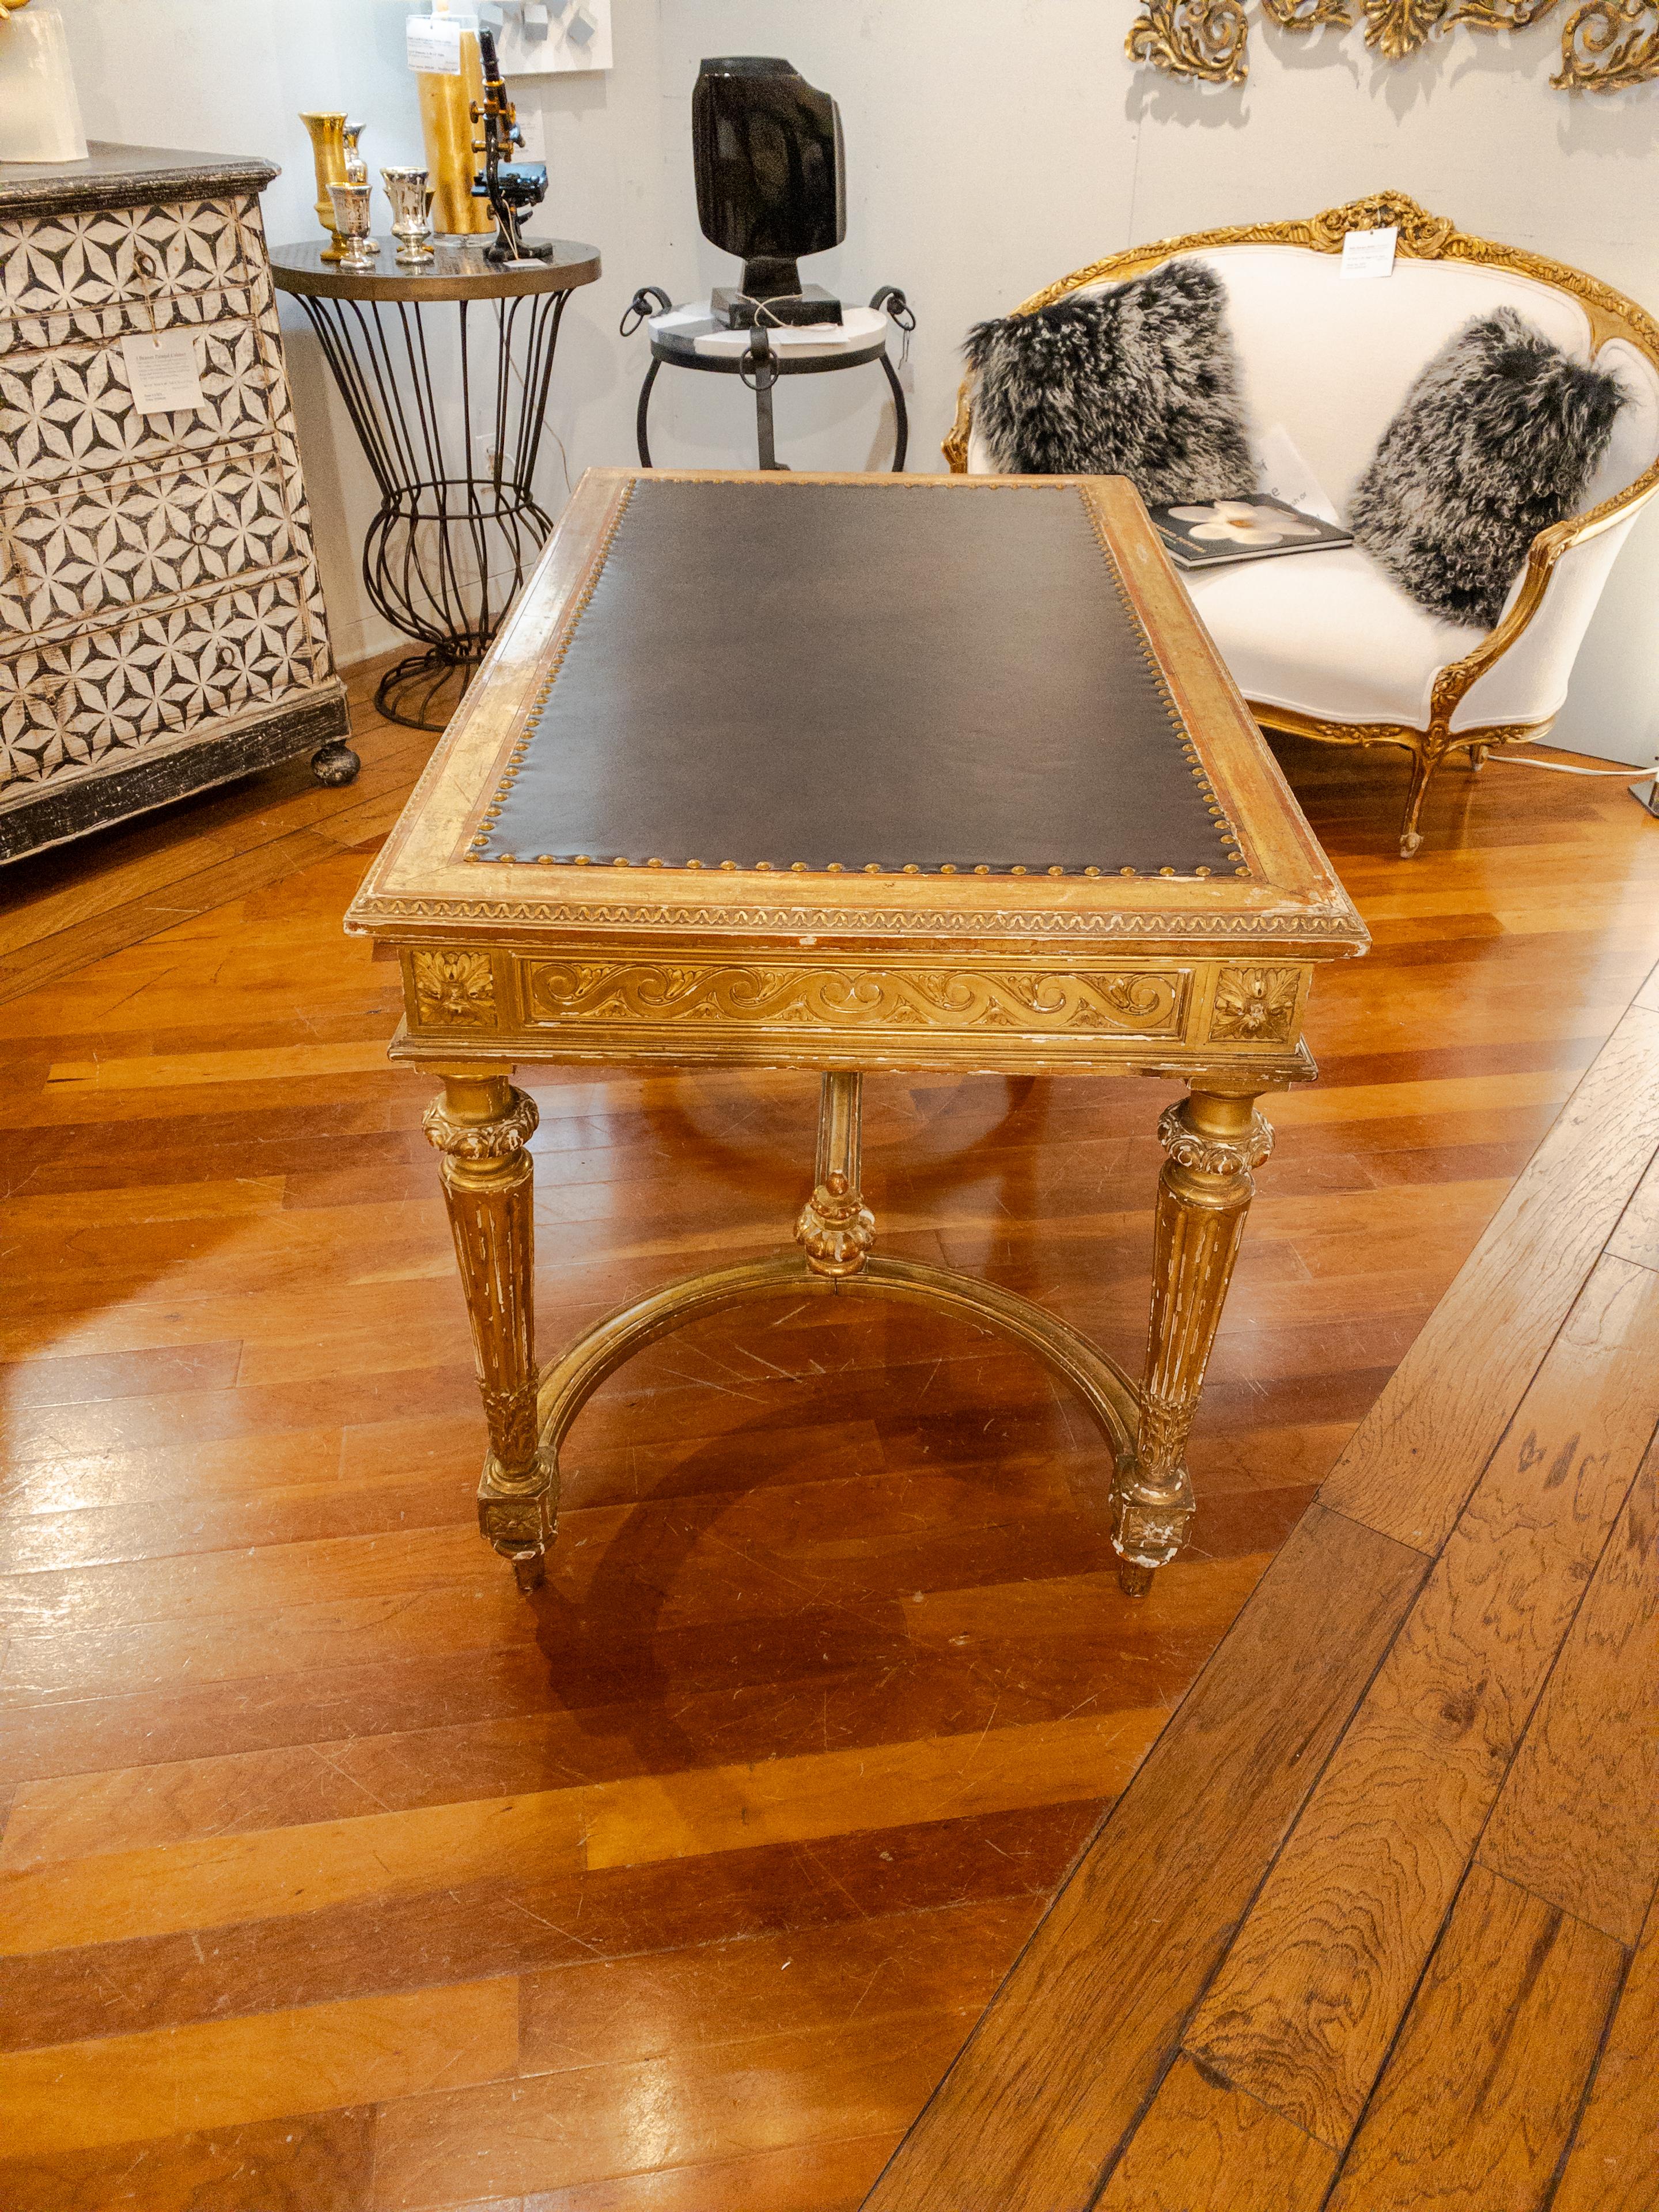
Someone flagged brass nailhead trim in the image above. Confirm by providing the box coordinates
[468,478,637,861]
[1075,486,1249,881]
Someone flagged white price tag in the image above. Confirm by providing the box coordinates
[120,329,205,416]
[407,14,464,71]
[1340,226,1397,282]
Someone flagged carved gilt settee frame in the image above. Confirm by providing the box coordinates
[945,192,1659,857]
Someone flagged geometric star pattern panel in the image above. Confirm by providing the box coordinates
[0,191,338,810]
[0,446,302,635]
[0,572,327,790]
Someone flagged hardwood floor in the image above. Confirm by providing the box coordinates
[864,965,1659,2212]
[1,699,1657,2210]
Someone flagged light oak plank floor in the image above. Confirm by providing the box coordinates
[2,700,1658,2210]
[869,837,1659,2207]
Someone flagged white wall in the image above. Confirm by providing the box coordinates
[54,0,1659,760]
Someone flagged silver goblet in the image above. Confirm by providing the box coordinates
[326,181,377,272]
[382,166,437,265]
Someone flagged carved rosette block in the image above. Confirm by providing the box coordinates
[1208,965,1301,1044]
[413,948,497,1029]
[423,1073,553,1585]
[1114,1089,1274,1593]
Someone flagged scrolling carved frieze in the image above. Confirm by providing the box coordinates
[525,961,1189,1038]
[1127,0,1656,85]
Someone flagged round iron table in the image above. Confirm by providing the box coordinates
[272,238,601,731]
[623,285,914,472]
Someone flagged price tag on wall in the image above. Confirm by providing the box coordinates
[1340,226,1397,281]
[119,330,205,416]
[408,14,464,72]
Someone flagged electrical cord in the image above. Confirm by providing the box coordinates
[1484,753,1658,777]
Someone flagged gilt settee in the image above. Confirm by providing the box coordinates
[950,192,1659,855]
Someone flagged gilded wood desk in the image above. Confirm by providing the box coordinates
[345,469,1368,1596]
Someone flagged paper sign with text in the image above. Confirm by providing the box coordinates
[120,330,205,416]
[407,14,464,72]
[1340,226,1397,282]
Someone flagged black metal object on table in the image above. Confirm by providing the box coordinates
[271,238,600,731]
[620,285,914,473]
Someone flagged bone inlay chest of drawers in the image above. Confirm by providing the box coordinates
[0,141,353,862]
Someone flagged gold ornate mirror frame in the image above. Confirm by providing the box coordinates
[1128,0,1657,86]
[945,192,1659,856]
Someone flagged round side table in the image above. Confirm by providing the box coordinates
[622,285,914,472]
[272,238,600,730]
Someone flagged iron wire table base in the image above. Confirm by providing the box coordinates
[273,239,600,733]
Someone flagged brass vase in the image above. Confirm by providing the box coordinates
[300,111,350,261]
[418,29,494,237]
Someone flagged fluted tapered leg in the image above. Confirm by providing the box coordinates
[424,1070,551,1590]
[794,1072,877,1279]
[1114,1084,1274,1596]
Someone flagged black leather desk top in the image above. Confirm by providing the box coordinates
[474,480,1239,877]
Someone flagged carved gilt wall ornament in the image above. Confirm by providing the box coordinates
[1555,0,1659,85]
[1207,967,1301,1044]
[1127,0,1657,86]
[412,948,497,1027]
[1128,0,1251,81]
[527,961,1187,1037]
[1262,0,1353,22]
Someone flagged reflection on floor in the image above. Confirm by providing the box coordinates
[1,707,1657,2211]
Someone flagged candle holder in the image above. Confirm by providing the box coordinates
[343,119,368,183]
[327,181,378,272]
[382,166,437,265]
[301,111,351,261]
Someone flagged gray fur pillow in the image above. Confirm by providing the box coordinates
[1350,308,1624,629]
[964,260,1257,503]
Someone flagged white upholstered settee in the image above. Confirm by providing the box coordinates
[950,192,1659,856]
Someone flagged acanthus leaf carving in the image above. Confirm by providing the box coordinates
[1260,0,1354,26]
[1554,0,1659,83]
[1207,966,1302,1044]
[1127,0,1252,81]
[412,946,497,1027]
[1124,1,1653,83]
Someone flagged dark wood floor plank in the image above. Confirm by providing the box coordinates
[1321,993,1659,1554]
[857,1506,1427,2212]
[0,1803,1092,2056]
[1186,1251,1659,2147]
[0,2105,377,2212]
[1323,1865,1623,2212]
